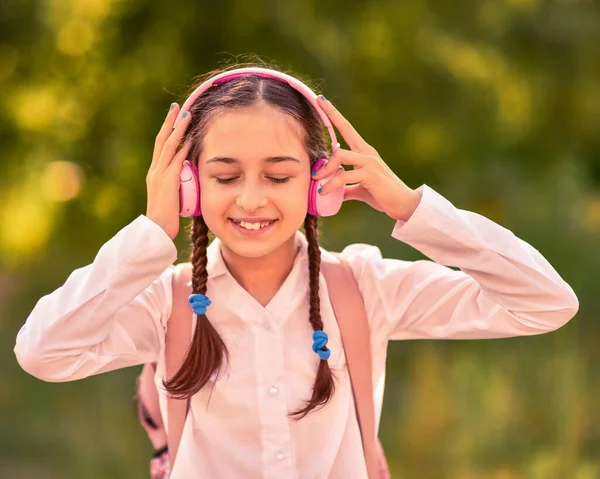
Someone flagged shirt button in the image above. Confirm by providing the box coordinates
[269,386,279,396]
[275,450,285,461]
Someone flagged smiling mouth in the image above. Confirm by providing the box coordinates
[229,218,278,231]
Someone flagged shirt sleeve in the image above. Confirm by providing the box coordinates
[340,184,579,341]
[14,215,178,382]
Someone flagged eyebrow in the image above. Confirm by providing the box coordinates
[206,156,301,165]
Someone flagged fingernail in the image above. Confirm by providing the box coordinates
[170,103,175,111]
[183,111,189,118]
[318,95,326,101]
[312,170,318,176]
[318,187,323,194]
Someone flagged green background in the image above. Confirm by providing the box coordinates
[1,0,598,477]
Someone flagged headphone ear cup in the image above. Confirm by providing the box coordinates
[308,159,345,217]
[179,160,202,217]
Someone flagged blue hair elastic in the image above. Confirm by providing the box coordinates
[312,330,331,361]
[188,294,211,315]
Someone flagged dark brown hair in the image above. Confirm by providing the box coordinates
[163,58,335,419]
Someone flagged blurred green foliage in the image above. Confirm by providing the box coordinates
[1,0,598,477]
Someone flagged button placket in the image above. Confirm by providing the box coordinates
[257,310,294,476]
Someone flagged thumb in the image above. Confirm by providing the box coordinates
[344,184,386,213]
[343,184,366,202]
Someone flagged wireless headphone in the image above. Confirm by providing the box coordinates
[172,67,345,217]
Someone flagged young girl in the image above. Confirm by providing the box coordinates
[14,63,579,479]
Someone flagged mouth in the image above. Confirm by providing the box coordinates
[228,218,278,236]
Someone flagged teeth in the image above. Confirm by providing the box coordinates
[233,220,273,230]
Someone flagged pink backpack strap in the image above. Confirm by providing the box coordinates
[321,252,381,479]
[164,264,193,471]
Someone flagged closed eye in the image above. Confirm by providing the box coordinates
[215,177,290,184]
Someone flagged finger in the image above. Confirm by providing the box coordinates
[152,103,179,168]
[317,95,371,152]
[318,168,363,196]
[343,184,386,213]
[342,184,363,202]
[157,110,192,171]
[312,148,367,180]
[166,138,193,172]
[343,184,369,203]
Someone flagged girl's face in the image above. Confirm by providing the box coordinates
[197,103,312,259]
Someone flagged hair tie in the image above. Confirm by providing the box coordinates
[188,294,211,315]
[312,330,330,361]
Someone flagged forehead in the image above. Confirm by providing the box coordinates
[202,104,306,159]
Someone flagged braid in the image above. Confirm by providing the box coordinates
[290,214,336,419]
[190,215,210,293]
[163,216,228,399]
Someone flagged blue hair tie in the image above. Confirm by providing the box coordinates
[312,330,330,361]
[188,294,211,315]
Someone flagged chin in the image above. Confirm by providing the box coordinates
[222,219,300,257]
[223,236,282,258]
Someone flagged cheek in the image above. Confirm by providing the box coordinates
[198,184,227,224]
[281,179,312,226]
[284,180,310,211]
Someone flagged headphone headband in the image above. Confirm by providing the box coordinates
[172,67,339,154]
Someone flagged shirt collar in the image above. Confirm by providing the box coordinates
[206,230,310,280]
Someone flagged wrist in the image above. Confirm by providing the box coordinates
[391,189,422,222]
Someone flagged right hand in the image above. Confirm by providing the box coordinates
[146,103,193,240]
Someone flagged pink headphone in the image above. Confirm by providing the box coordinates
[172,67,345,217]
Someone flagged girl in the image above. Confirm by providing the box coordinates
[14,63,579,479]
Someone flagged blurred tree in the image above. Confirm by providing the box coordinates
[1,0,597,477]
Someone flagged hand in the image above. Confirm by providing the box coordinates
[312,96,422,222]
[146,103,193,240]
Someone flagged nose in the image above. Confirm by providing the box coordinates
[235,179,268,213]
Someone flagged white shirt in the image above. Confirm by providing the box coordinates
[14,184,579,478]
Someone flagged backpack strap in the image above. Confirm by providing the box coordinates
[164,263,193,470]
[321,252,380,479]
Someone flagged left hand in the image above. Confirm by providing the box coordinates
[313,95,422,222]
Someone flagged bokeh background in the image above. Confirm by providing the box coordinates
[1,0,598,477]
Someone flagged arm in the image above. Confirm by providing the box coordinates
[137,363,167,448]
[341,184,579,340]
[14,215,178,381]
